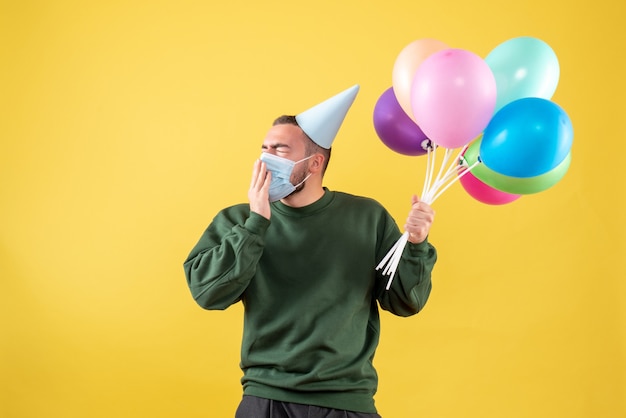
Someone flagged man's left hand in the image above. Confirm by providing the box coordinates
[405,195,435,244]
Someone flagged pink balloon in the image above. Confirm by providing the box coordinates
[411,48,497,149]
[459,170,521,205]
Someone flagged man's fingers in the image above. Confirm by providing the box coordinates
[250,160,268,190]
[262,170,271,192]
[250,159,261,188]
[405,197,435,244]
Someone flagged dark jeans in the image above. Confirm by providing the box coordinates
[235,395,382,418]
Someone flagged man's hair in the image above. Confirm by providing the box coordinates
[272,115,331,174]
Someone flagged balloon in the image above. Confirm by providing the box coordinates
[486,36,560,113]
[392,38,449,121]
[373,87,433,156]
[411,48,497,149]
[463,138,572,194]
[459,169,522,205]
[480,97,573,178]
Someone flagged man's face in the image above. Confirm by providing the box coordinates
[261,123,311,191]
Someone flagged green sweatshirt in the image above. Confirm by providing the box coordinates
[183,189,437,413]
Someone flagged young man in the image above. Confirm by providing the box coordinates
[183,85,437,417]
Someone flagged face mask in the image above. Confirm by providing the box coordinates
[259,152,313,202]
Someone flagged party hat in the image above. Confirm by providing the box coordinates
[296,84,360,149]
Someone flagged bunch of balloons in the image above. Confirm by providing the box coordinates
[373,36,572,206]
[374,36,573,287]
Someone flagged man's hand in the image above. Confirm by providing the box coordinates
[405,195,435,244]
[248,159,271,220]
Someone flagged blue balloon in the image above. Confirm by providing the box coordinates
[480,98,573,178]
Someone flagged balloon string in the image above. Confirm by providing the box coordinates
[428,158,470,200]
[420,147,431,199]
[433,148,454,190]
[446,144,469,177]
[376,232,405,271]
[423,145,470,203]
[424,145,437,200]
[422,147,459,202]
[374,231,408,290]
[428,158,462,199]
[384,233,408,289]
[423,148,452,202]
[430,160,480,203]
[379,144,477,290]
[427,171,458,202]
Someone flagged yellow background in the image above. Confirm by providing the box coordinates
[1,0,624,417]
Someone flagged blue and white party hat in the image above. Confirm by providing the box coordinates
[296,84,360,149]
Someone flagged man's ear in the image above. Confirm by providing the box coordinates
[309,153,325,174]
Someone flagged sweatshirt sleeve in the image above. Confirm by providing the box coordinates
[183,209,270,310]
[373,205,438,317]
[376,239,437,317]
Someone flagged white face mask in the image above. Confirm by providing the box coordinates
[259,152,313,202]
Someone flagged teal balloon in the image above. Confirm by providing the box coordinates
[486,37,560,112]
[462,139,571,194]
[480,97,573,178]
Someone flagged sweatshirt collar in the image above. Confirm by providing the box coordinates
[271,187,334,217]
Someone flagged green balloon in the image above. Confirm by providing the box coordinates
[461,139,571,194]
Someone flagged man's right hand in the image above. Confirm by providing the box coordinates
[248,159,271,220]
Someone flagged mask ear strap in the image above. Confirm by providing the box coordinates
[294,172,312,188]
[296,155,315,164]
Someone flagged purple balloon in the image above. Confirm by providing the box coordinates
[373,87,432,156]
